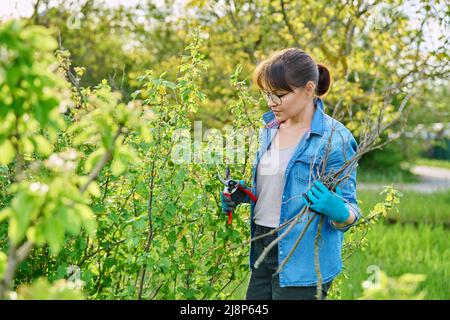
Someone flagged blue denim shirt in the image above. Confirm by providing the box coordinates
[248,97,361,287]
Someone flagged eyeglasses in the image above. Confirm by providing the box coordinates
[261,90,292,106]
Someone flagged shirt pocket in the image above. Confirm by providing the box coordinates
[291,154,323,185]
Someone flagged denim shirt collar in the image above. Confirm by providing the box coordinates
[261,97,325,136]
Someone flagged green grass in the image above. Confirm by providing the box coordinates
[341,191,450,299]
[357,158,450,184]
[339,222,450,300]
[342,189,450,299]
[414,158,450,170]
[358,190,450,226]
[357,167,420,183]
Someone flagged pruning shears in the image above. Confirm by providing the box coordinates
[218,165,258,225]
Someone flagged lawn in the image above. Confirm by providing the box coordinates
[357,158,450,184]
[336,189,450,299]
[414,158,450,170]
[358,190,450,226]
[338,222,449,299]
[357,167,420,183]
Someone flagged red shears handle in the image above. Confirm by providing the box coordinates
[237,184,258,202]
[223,192,234,225]
[225,187,257,225]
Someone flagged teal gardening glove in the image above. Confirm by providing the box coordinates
[302,180,350,223]
[220,180,251,215]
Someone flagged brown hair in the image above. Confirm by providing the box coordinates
[252,48,331,97]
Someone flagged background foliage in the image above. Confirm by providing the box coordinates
[0,0,448,299]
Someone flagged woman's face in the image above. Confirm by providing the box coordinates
[266,81,316,123]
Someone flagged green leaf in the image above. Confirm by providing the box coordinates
[140,124,152,143]
[0,207,11,223]
[42,216,65,255]
[33,135,53,156]
[136,181,148,197]
[75,203,97,238]
[9,192,39,244]
[84,148,105,173]
[57,206,81,236]
[33,223,46,247]
[0,251,7,279]
[87,181,101,198]
[0,140,15,165]
[26,226,37,243]
[110,145,137,176]
[23,137,35,154]
[111,157,127,176]
[164,202,177,218]
[168,230,177,243]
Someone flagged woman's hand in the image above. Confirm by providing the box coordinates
[220,180,251,215]
[302,180,351,223]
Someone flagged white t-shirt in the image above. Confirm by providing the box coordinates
[253,141,297,228]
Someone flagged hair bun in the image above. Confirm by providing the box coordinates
[316,63,331,96]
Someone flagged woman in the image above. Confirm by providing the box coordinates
[221,48,361,300]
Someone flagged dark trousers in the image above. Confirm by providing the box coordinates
[246,224,332,300]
